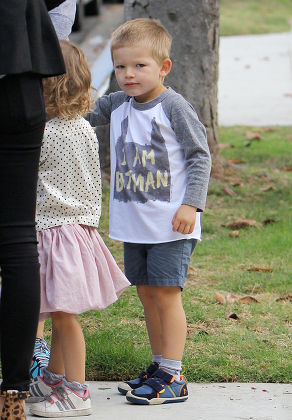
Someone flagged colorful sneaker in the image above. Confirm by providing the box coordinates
[29,384,92,417]
[28,375,63,403]
[126,368,188,405]
[117,362,159,395]
[30,337,50,380]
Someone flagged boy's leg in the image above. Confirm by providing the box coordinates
[136,285,162,356]
[152,286,186,361]
[126,239,196,405]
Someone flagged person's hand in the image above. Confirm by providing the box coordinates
[172,204,197,234]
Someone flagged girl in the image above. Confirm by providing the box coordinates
[29,40,130,417]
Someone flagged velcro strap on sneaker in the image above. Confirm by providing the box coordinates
[144,378,165,393]
[151,369,174,383]
[138,370,148,379]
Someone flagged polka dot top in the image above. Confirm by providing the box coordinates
[36,117,102,231]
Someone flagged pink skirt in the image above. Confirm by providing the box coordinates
[37,224,130,320]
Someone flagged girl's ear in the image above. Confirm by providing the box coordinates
[160,58,172,79]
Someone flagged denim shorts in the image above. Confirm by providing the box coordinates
[124,239,197,289]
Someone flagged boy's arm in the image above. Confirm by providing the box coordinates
[85,95,112,127]
[169,96,212,212]
[86,91,129,127]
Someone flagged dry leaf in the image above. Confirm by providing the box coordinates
[260,185,275,192]
[247,267,273,272]
[239,296,259,304]
[223,185,236,196]
[227,218,260,229]
[226,293,239,303]
[275,294,292,302]
[228,159,246,164]
[229,230,240,238]
[218,143,231,150]
[245,130,263,140]
[197,329,209,336]
[188,266,196,273]
[225,312,239,320]
[215,292,226,304]
[262,218,277,225]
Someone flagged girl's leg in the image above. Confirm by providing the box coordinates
[137,285,162,356]
[48,321,65,376]
[50,312,85,384]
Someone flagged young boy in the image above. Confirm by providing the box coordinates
[87,18,211,405]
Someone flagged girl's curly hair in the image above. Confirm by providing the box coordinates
[43,40,93,120]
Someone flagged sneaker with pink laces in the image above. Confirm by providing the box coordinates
[29,384,92,417]
[28,375,63,403]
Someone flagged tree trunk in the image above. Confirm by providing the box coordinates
[124,0,220,173]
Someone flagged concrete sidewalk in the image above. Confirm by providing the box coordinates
[26,381,292,419]
[218,32,292,126]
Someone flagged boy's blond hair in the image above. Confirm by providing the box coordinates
[111,18,172,64]
[43,40,92,120]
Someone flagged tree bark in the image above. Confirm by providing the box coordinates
[124,0,220,172]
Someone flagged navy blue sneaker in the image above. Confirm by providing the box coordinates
[117,362,159,395]
[126,368,188,405]
[30,338,50,380]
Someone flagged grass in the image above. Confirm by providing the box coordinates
[220,0,292,35]
[43,126,292,383]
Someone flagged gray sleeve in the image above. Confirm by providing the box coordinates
[49,0,76,40]
[164,94,212,211]
[86,91,129,127]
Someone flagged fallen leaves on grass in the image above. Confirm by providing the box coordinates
[247,267,273,273]
[215,292,259,304]
[260,185,275,192]
[225,312,240,320]
[215,292,226,303]
[245,130,263,140]
[223,185,237,196]
[226,218,260,229]
[228,158,246,164]
[238,296,259,304]
[218,143,232,150]
[262,218,277,225]
[245,130,263,146]
[275,294,292,302]
[229,230,240,238]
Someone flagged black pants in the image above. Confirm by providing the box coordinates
[0,73,46,391]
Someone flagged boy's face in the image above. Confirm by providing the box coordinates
[112,46,171,103]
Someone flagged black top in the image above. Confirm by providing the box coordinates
[0,0,66,76]
[45,0,66,11]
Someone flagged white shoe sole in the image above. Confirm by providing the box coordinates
[30,407,92,417]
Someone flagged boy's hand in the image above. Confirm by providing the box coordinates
[172,204,197,234]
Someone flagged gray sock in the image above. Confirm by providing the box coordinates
[152,354,162,365]
[64,379,88,394]
[42,367,64,385]
[160,358,182,381]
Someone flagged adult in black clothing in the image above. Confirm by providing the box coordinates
[0,1,65,417]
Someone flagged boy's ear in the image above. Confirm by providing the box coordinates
[160,58,172,78]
